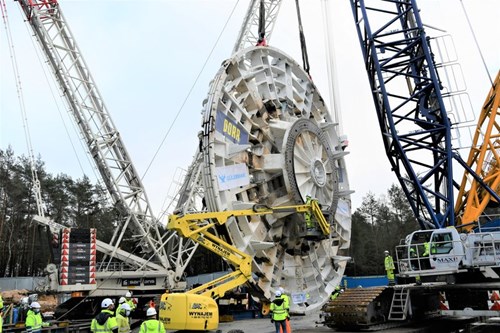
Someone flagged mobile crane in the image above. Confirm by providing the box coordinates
[322,0,500,329]
[160,200,329,331]
[13,0,197,309]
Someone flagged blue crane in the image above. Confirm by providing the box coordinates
[349,0,500,229]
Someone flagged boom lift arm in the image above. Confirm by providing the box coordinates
[160,200,328,330]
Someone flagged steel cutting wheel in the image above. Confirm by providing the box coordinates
[200,46,351,313]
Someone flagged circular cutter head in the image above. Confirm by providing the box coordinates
[200,46,351,313]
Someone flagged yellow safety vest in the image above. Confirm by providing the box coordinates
[91,310,118,333]
[384,255,395,271]
[423,242,436,256]
[282,293,290,309]
[139,319,165,333]
[116,313,130,333]
[25,310,44,332]
[270,297,288,321]
[125,299,136,311]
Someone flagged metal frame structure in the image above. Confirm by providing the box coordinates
[455,71,500,229]
[349,0,500,229]
[232,0,283,54]
[16,0,195,288]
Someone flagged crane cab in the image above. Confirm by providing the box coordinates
[396,228,464,278]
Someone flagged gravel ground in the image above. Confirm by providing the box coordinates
[216,310,328,333]
[132,310,328,333]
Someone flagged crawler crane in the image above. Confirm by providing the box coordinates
[12,0,197,315]
[322,0,500,329]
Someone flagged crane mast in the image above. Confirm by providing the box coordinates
[455,70,500,229]
[349,0,500,229]
[320,3,500,329]
[232,0,283,54]
[16,0,193,286]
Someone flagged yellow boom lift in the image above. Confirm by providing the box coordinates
[159,199,329,331]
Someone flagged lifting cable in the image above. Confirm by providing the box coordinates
[1,0,98,184]
[1,0,41,270]
[141,0,241,181]
[1,0,42,211]
[294,0,310,75]
[459,0,493,87]
[256,0,267,46]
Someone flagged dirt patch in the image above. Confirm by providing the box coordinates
[1,290,57,312]
[1,289,29,303]
[38,294,57,312]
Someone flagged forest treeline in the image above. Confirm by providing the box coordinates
[0,147,419,278]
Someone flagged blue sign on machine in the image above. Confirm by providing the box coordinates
[215,111,249,144]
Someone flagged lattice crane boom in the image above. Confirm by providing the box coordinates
[350,0,500,230]
[455,70,500,229]
[232,0,283,54]
[16,0,194,283]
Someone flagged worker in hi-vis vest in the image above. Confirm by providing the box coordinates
[384,250,396,286]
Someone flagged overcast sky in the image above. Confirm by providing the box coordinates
[1,0,499,218]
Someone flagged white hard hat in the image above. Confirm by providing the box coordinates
[146,307,157,316]
[120,303,131,311]
[101,298,114,308]
[275,290,282,297]
[21,297,29,305]
[30,302,41,309]
[384,250,389,254]
[125,291,132,298]
[118,297,126,304]
[278,287,285,293]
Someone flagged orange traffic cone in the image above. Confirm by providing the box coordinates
[490,291,500,301]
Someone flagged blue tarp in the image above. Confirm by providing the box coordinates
[341,275,388,288]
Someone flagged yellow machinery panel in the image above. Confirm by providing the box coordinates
[159,293,219,330]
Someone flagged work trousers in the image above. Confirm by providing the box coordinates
[386,269,395,285]
[274,319,287,333]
